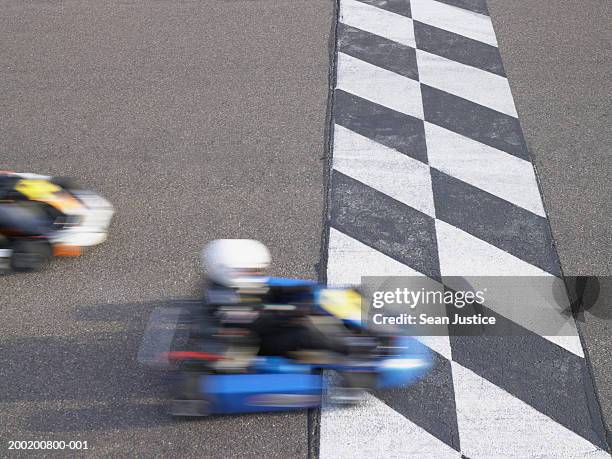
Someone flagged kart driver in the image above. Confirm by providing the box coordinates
[200,239,351,362]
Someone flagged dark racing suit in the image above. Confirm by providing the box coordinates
[201,279,350,359]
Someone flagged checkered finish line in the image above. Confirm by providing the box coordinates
[320,0,610,457]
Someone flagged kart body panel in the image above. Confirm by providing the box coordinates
[0,202,52,236]
[201,372,323,414]
[141,283,434,416]
[188,335,432,414]
[315,287,363,328]
[0,172,114,269]
[266,277,317,287]
[48,191,114,248]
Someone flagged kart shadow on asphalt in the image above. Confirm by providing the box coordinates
[24,403,173,432]
[0,299,212,433]
[23,403,301,433]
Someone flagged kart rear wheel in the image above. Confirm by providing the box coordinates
[167,371,211,417]
[167,398,211,417]
[10,239,52,272]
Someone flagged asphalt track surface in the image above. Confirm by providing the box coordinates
[0,0,332,456]
[1,0,610,457]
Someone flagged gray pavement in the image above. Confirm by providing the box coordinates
[488,0,612,445]
[0,0,332,456]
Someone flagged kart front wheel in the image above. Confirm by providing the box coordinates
[10,239,52,272]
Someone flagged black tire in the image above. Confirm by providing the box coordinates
[167,398,211,417]
[167,371,211,417]
[10,239,52,272]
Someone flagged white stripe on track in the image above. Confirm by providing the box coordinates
[410,0,498,47]
[340,0,416,48]
[435,220,584,357]
[424,122,546,217]
[327,227,426,285]
[451,362,610,458]
[416,49,517,117]
[320,392,460,459]
[334,124,435,217]
[435,219,545,277]
[337,52,424,119]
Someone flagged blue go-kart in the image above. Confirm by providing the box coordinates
[141,279,433,417]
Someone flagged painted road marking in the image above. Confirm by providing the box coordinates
[321,392,459,459]
[422,85,529,160]
[433,0,490,15]
[424,122,546,217]
[337,52,424,120]
[335,90,428,163]
[338,23,419,80]
[431,168,559,274]
[414,21,505,76]
[334,124,435,217]
[328,228,425,284]
[331,171,441,281]
[321,0,610,457]
[416,49,517,117]
[451,361,607,458]
[410,0,498,46]
[340,0,415,48]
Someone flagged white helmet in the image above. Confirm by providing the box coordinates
[202,239,271,288]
